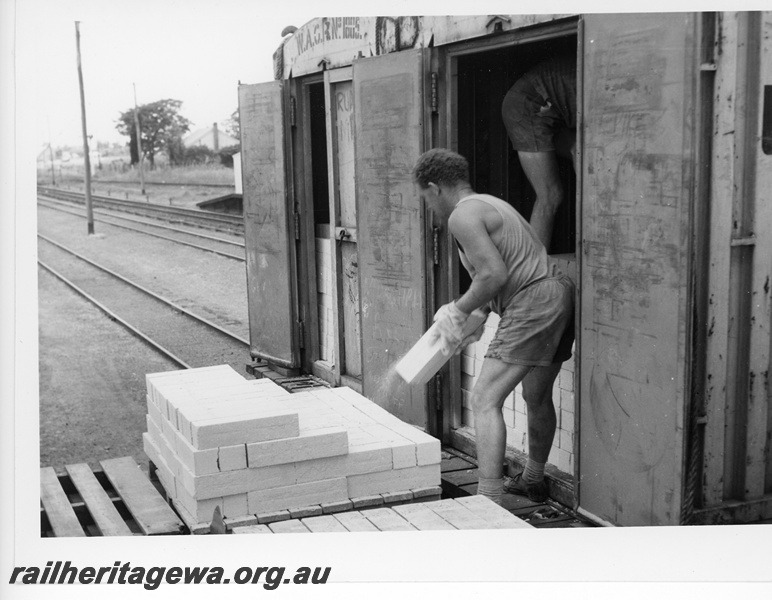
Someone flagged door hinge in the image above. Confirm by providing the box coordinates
[297,320,305,349]
[290,96,296,128]
[434,372,443,412]
[294,212,300,240]
[432,226,441,265]
[431,72,439,114]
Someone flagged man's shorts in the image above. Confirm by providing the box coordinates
[484,274,575,367]
[501,76,565,153]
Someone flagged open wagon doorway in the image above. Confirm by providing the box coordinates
[440,21,580,505]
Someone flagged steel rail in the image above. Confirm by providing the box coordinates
[38,199,245,262]
[37,259,193,370]
[37,233,250,347]
[39,195,245,247]
[37,187,244,230]
[85,179,234,188]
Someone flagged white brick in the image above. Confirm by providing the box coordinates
[561,409,575,433]
[461,354,475,377]
[248,478,348,514]
[222,493,249,518]
[142,433,177,499]
[146,365,239,401]
[293,446,393,484]
[559,369,574,392]
[561,389,575,414]
[391,440,417,469]
[502,406,515,428]
[178,461,295,500]
[175,481,223,523]
[218,444,247,472]
[559,428,573,451]
[146,417,182,480]
[246,427,349,468]
[548,444,561,467]
[382,423,440,466]
[148,405,220,476]
[177,390,291,433]
[191,411,300,450]
[347,464,440,498]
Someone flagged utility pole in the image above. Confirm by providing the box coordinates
[75,21,94,235]
[133,83,146,195]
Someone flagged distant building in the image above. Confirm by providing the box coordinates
[182,122,239,151]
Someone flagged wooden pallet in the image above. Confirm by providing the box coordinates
[40,457,185,537]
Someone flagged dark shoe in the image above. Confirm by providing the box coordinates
[504,472,549,502]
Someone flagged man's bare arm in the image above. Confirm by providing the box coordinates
[448,202,508,314]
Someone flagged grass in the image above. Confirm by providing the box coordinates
[38,161,236,187]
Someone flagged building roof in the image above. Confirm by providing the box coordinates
[182,125,239,150]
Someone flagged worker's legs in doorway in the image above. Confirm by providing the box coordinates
[471,359,561,504]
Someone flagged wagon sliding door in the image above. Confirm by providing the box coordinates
[238,81,299,369]
[353,49,428,427]
[578,14,698,526]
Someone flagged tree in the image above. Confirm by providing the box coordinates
[224,108,240,140]
[116,99,192,168]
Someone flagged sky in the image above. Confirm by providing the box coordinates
[24,0,332,150]
[20,0,752,152]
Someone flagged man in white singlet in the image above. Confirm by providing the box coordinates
[412,148,575,504]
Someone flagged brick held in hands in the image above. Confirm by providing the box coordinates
[394,308,488,385]
[246,427,349,468]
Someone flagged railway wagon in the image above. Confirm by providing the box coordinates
[237,12,772,526]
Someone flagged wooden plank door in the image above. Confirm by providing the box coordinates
[325,69,363,384]
[238,81,299,369]
[578,13,698,526]
[353,49,428,427]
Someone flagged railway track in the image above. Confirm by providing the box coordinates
[37,233,250,372]
[38,196,245,262]
[37,186,244,236]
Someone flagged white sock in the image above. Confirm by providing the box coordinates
[477,477,503,505]
[523,459,545,485]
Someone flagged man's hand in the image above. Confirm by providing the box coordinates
[455,320,485,355]
[432,302,469,356]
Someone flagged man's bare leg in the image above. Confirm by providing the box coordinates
[471,358,532,503]
[517,150,564,250]
[521,363,562,463]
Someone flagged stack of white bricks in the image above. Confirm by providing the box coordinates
[142,365,441,528]
[315,225,334,364]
